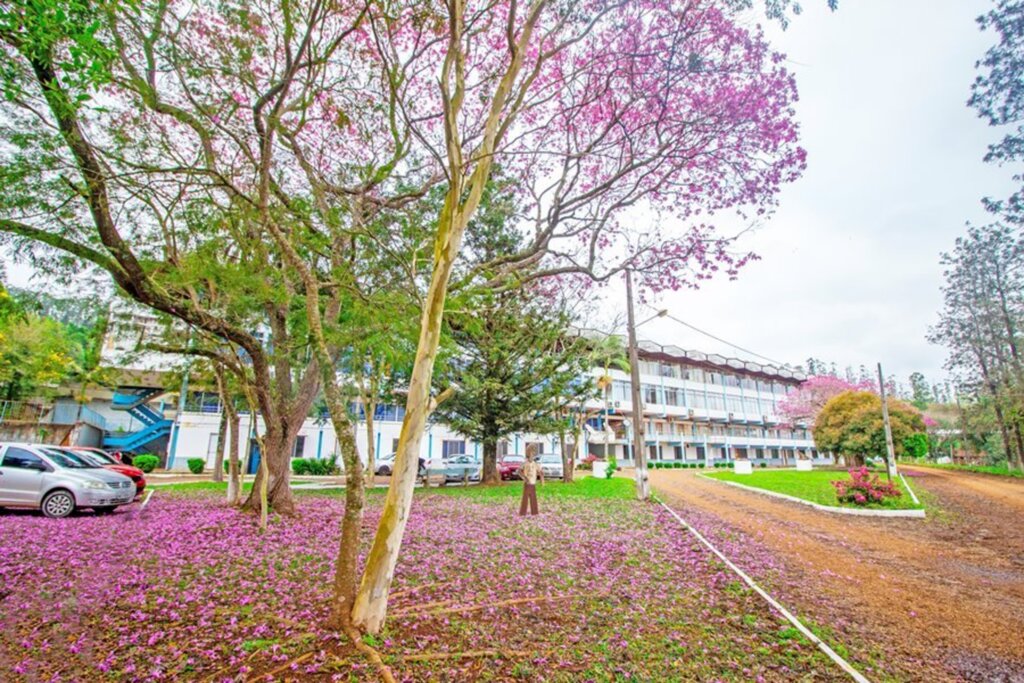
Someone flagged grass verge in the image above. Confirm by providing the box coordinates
[703,469,923,510]
[900,460,1023,479]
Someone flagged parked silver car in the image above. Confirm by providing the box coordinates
[442,455,481,483]
[0,443,136,518]
[537,453,564,479]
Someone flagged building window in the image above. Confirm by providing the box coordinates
[442,440,466,457]
[644,385,659,404]
[664,387,680,406]
[292,435,306,458]
[696,445,706,460]
[391,438,400,454]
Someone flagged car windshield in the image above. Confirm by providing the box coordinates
[43,448,99,469]
[503,455,525,463]
[80,450,117,465]
[538,454,560,463]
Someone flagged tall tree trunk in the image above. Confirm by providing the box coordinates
[212,366,230,483]
[364,399,377,486]
[351,198,467,634]
[561,426,574,484]
[226,404,242,505]
[242,427,296,515]
[213,406,227,483]
[481,439,499,485]
[1009,420,1024,472]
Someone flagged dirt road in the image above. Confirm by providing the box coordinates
[651,467,1024,682]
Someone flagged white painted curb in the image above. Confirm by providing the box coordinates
[655,499,871,683]
[697,473,925,518]
[898,472,921,506]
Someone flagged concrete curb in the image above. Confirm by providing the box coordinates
[898,472,921,506]
[697,473,926,518]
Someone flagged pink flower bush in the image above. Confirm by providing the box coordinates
[832,467,902,506]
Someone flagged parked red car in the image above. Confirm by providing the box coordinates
[498,454,526,481]
[67,447,147,496]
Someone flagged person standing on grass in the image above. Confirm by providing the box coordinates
[519,453,544,516]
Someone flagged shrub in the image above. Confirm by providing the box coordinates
[579,455,597,471]
[759,462,767,468]
[832,467,902,506]
[187,458,205,474]
[605,455,618,479]
[133,454,160,473]
[294,458,338,476]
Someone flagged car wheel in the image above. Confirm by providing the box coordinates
[378,466,391,476]
[93,506,117,515]
[41,490,76,519]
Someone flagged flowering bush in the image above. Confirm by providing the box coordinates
[832,467,902,506]
[578,454,597,471]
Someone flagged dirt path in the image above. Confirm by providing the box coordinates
[651,467,1024,682]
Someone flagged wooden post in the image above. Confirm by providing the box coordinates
[625,270,650,500]
[877,363,897,481]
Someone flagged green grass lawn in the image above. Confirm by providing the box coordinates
[147,475,634,500]
[703,469,923,510]
[901,460,1023,478]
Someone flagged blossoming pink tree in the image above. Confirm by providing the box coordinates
[777,375,877,426]
[350,0,807,634]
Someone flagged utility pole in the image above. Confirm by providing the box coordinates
[877,362,896,481]
[625,269,651,500]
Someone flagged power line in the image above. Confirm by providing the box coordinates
[654,310,792,369]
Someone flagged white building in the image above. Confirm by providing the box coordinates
[580,340,824,466]
[165,398,561,472]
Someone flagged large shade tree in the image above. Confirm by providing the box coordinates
[970,0,1024,220]
[814,390,927,467]
[435,289,596,485]
[929,223,1024,472]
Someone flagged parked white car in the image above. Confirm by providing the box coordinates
[0,443,136,518]
[537,453,564,480]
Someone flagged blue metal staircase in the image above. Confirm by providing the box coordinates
[103,387,173,453]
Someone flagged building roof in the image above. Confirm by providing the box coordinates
[634,340,807,383]
[575,328,806,383]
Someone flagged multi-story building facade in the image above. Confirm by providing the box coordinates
[581,340,825,466]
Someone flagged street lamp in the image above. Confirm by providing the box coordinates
[624,271,667,501]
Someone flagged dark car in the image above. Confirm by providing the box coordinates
[498,454,526,480]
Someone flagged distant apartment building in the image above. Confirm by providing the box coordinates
[581,340,823,466]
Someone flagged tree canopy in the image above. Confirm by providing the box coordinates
[814,390,926,467]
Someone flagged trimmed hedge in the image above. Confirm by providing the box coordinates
[292,458,339,476]
[187,458,205,474]
[133,454,160,473]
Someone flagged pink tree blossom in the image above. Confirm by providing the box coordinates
[777,375,877,426]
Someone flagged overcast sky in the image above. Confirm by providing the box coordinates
[622,0,1019,387]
